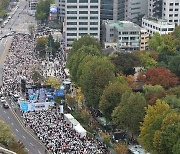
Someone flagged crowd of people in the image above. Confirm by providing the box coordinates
[2,34,38,96]
[23,109,110,154]
[1,33,111,153]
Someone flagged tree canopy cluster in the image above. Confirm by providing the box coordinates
[35,0,54,22]
[0,120,27,154]
[0,0,10,18]
[67,33,180,152]
[36,35,60,58]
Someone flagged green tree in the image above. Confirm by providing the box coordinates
[45,77,60,89]
[69,45,101,83]
[112,92,146,135]
[36,37,48,58]
[140,51,157,69]
[162,95,180,112]
[110,52,140,75]
[70,35,101,53]
[35,0,53,22]
[99,81,131,120]
[80,57,115,108]
[169,55,180,77]
[32,70,43,83]
[143,84,164,97]
[0,120,14,146]
[139,100,171,152]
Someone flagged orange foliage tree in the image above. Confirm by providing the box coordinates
[138,67,179,88]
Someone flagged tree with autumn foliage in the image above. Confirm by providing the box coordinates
[139,100,180,154]
[138,67,179,88]
[114,143,128,154]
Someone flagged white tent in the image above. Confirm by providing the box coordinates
[74,124,86,138]
[69,118,80,128]
[64,114,74,124]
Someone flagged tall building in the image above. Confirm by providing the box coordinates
[148,0,163,18]
[101,0,125,21]
[102,20,141,51]
[63,0,100,49]
[55,0,65,22]
[28,0,39,15]
[162,0,180,25]
[125,0,148,23]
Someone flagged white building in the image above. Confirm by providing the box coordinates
[28,0,39,15]
[55,0,65,22]
[162,0,180,25]
[125,0,148,23]
[148,0,163,18]
[142,17,175,35]
[63,0,100,49]
[140,28,149,51]
[102,20,141,51]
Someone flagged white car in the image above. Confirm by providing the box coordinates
[0,97,6,103]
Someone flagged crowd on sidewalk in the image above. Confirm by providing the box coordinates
[23,109,110,154]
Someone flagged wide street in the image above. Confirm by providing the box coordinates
[0,0,48,153]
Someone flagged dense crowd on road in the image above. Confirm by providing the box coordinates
[23,109,110,154]
[2,33,67,95]
[2,34,37,95]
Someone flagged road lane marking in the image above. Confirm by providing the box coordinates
[8,116,10,119]
[16,129,19,132]
[38,150,41,154]
[12,123,13,125]
[25,148,29,152]
[4,110,6,113]
[23,136,26,139]
[30,142,34,146]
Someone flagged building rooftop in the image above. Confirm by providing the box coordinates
[142,16,175,26]
[104,20,141,31]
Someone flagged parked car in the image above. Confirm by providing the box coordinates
[3,103,9,109]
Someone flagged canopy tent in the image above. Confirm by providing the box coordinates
[69,118,80,128]
[64,114,74,124]
[74,124,86,138]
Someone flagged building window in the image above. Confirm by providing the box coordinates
[175,14,178,17]
[90,5,98,8]
[169,3,173,6]
[90,11,98,14]
[168,28,174,31]
[79,5,88,8]
[90,33,98,36]
[79,0,88,3]
[175,9,179,11]
[67,22,77,25]
[79,27,88,30]
[79,33,88,36]
[90,0,98,3]
[67,16,77,19]
[90,27,98,30]
[67,5,77,8]
[175,3,179,6]
[67,28,77,30]
[67,11,77,14]
[67,0,77,3]
[67,33,77,36]
[79,16,88,19]
[90,22,98,25]
[169,14,173,17]
[79,22,88,25]
[90,16,98,19]
[169,9,173,11]
[79,11,88,14]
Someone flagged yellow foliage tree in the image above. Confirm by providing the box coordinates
[114,143,128,154]
[45,77,60,89]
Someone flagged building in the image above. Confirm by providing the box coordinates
[162,0,180,25]
[28,0,39,15]
[140,28,149,51]
[148,0,163,18]
[101,0,125,21]
[49,4,58,21]
[63,0,100,49]
[125,0,148,23]
[55,0,65,22]
[102,20,141,51]
[142,17,175,35]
